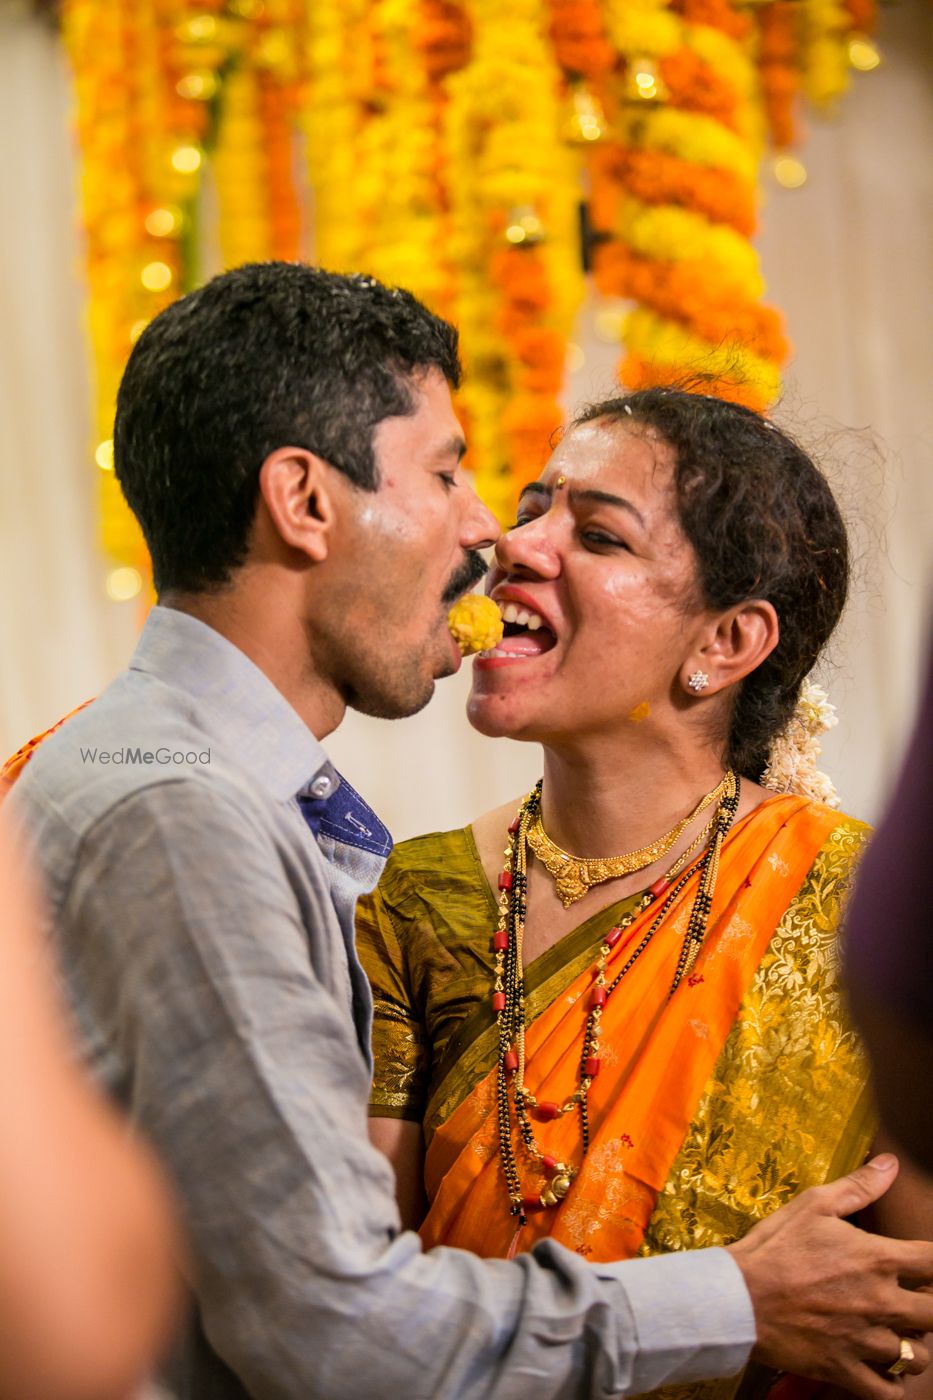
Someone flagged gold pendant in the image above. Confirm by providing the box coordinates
[554,860,589,907]
[540,1170,574,1207]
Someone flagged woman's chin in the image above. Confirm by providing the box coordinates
[466,690,540,741]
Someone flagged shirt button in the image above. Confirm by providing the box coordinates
[309,774,333,799]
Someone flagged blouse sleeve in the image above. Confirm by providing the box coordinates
[355,879,429,1122]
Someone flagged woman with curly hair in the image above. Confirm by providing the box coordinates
[358,388,931,1398]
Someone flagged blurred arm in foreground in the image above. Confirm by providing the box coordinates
[845,639,933,1173]
[0,808,185,1400]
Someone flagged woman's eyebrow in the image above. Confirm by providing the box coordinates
[518,482,549,504]
[518,481,645,529]
[569,488,646,528]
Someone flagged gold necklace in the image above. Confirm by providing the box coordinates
[526,773,731,907]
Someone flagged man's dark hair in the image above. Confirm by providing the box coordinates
[114,262,461,594]
[572,388,849,782]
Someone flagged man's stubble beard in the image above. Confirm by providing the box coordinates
[335,634,443,720]
[310,548,484,722]
[342,664,438,720]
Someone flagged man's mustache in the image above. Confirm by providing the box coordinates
[442,551,488,606]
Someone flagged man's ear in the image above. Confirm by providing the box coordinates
[682,599,780,697]
[257,447,335,563]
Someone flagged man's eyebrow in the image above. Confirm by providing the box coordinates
[430,435,467,463]
[518,481,646,528]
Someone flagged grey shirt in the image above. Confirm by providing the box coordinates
[7,606,755,1400]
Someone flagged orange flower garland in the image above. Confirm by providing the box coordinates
[493,247,566,496]
[548,0,615,80]
[606,147,756,237]
[759,2,802,152]
[64,0,232,576]
[417,0,472,84]
[598,0,787,408]
[596,246,788,365]
[658,46,742,131]
[60,0,884,580]
[257,6,304,263]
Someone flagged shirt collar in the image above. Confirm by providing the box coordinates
[129,605,332,804]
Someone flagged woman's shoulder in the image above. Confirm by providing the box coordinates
[741,791,871,909]
[748,784,871,845]
[385,823,473,867]
[811,804,872,883]
[797,799,871,854]
[781,802,871,928]
[376,824,482,908]
[374,797,527,917]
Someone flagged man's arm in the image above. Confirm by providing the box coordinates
[56,782,933,1400]
[0,810,183,1400]
[729,1156,931,1398]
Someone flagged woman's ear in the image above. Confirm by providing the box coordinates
[257,447,335,563]
[682,600,780,697]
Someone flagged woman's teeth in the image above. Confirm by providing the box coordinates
[500,603,544,631]
[480,602,556,659]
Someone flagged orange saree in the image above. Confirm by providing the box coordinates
[358,795,874,1297]
[1,702,92,799]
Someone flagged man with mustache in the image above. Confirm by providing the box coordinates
[7,262,933,1399]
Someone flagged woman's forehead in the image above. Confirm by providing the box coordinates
[542,419,676,498]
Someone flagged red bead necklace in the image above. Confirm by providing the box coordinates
[492,774,739,1227]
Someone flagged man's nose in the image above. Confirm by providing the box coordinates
[461,486,500,552]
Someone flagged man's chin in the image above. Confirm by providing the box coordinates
[345,675,436,721]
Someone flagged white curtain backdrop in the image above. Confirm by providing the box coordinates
[1,0,930,838]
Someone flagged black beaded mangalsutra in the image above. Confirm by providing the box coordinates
[492,773,741,1229]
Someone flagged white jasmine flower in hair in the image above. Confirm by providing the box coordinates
[796,681,838,736]
[761,678,840,808]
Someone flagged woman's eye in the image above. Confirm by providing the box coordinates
[581,530,625,549]
[438,472,457,490]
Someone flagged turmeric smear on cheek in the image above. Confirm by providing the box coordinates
[627,701,651,723]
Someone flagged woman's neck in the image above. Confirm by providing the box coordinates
[539,732,728,858]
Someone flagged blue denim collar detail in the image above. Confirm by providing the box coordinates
[297,772,393,859]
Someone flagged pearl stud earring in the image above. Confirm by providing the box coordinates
[687,670,709,693]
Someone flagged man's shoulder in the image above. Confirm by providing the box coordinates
[8,670,271,863]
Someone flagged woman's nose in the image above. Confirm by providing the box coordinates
[494,515,560,579]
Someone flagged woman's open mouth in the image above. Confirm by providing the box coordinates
[476,601,557,664]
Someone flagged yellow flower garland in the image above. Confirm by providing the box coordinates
[60,0,880,576]
[599,0,785,409]
[617,196,764,295]
[623,307,783,403]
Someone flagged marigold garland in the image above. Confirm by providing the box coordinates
[598,0,786,407]
[621,354,772,413]
[61,0,881,573]
[803,0,860,109]
[596,246,789,363]
[547,0,615,79]
[658,46,742,132]
[605,148,757,237]
[759,1,802,151]
[214,64,271,266]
